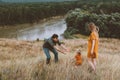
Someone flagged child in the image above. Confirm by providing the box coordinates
[75,50,82,66]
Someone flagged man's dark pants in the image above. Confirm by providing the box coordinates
[43,47,58,64]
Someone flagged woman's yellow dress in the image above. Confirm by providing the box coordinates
[87,32,99,58]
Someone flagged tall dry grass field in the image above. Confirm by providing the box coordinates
[0,38,120,80]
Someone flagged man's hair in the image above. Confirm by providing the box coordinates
[52,34,58,38]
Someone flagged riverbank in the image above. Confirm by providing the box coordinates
[0,38,120,80]
[0,16,66,40]
[0,16,64,28]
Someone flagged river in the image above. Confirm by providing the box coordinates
[0,18,67,41]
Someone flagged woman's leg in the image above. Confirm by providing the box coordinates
[88,58,96,71]
[93,59,97,71]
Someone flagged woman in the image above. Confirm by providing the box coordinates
[87,22,99,73]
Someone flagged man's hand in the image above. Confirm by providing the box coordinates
[61,50,69,55]
[54,45,70,55]
[59,50,65,54]
[60,44,71,52]
[66,48,70,52]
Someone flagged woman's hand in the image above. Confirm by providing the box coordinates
[91,52,96,58]
[91,50,94,55]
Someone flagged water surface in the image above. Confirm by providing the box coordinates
[0,18,67,40]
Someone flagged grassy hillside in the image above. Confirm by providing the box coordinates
[0,37,120,80]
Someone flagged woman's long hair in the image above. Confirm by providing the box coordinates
[88,22,99,39]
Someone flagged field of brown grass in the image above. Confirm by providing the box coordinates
[0,38,120,80]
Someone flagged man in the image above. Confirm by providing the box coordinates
[43,34,69,64]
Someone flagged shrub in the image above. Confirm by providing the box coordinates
[65,9,120,38]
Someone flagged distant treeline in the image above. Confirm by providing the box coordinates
[0,2,78,25]
[0,1,120,25]
[1,0,77,3]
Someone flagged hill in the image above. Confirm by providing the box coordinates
[0,37,120,80]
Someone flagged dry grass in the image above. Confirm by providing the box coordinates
[0,38,120,80]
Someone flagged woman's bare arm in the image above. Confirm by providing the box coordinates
[91,40,95,54]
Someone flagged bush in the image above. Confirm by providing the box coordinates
[64,27,79,39]
[65,9,120,38]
